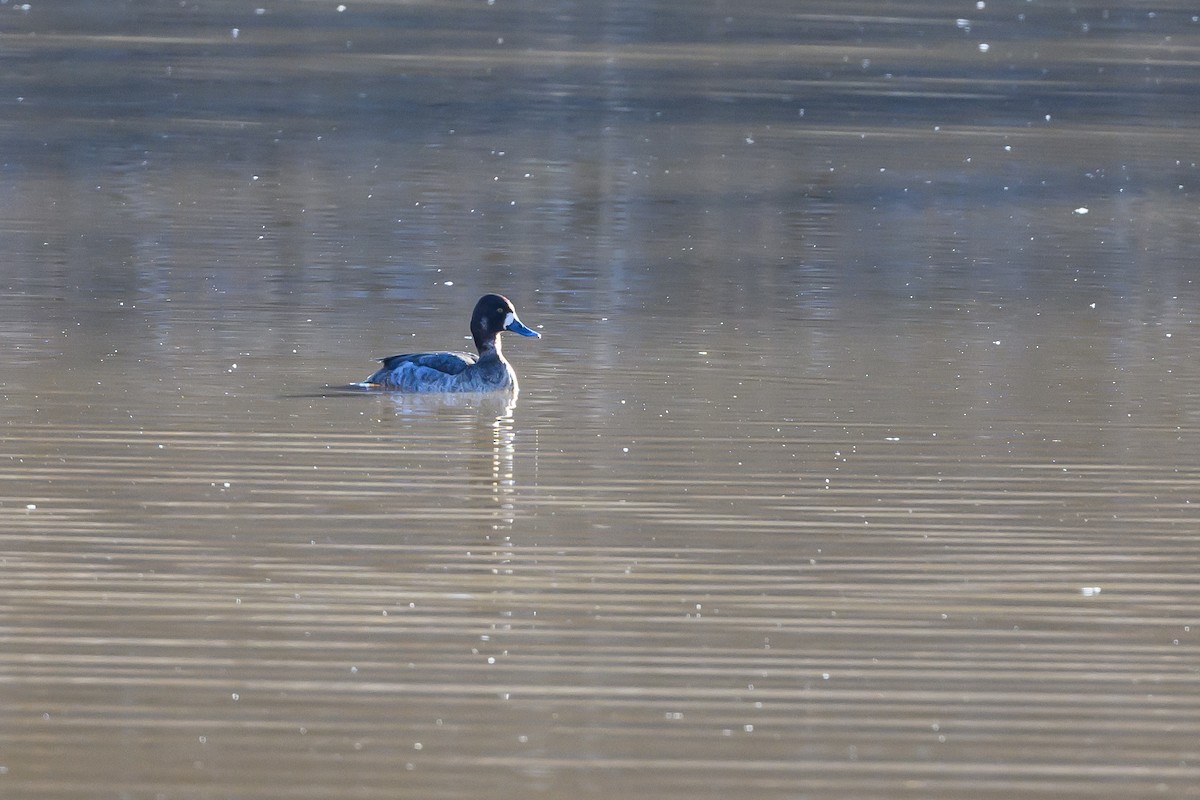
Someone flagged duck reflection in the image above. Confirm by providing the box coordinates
[378,389,521,533]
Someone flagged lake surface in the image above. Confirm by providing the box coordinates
[3,1,1200,798]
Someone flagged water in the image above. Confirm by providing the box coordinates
[3,2,1200,798]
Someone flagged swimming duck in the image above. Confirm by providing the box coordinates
[357,293,540,392]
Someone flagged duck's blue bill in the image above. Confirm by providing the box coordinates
[506,317,541,338]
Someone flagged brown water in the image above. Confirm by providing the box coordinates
[3,2,1200,798]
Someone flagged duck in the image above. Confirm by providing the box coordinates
[356,293,540,392]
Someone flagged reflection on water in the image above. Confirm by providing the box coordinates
[3,1,1200,798]
[380,390,522,532]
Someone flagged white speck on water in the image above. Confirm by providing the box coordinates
[1081,586,1102,596]
[336,4,347,11]
[978,42,990,52]
[443,281,453,286]
[25,504,36,511]
[230,28,239,38]
[1074,207,1089,214]
[231,693,240,701]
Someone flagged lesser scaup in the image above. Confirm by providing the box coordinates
[356,293,540,392]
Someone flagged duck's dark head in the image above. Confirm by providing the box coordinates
[471,293,540,353]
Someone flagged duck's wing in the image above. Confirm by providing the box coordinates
[377,350,477,375]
